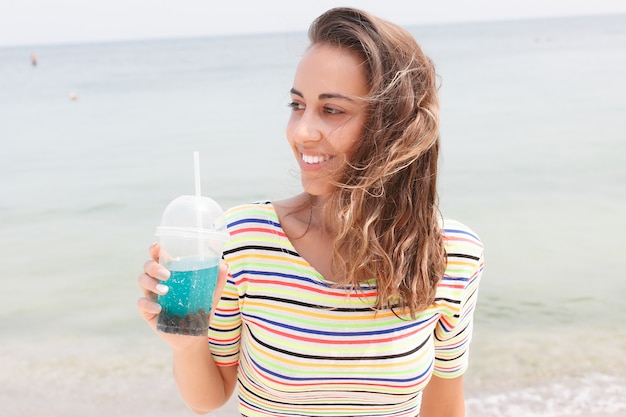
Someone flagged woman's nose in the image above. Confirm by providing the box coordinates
[293,110,322,142]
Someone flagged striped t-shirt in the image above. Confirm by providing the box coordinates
[209,202,484,417]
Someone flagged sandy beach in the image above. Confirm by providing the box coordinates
[0,334,240,417]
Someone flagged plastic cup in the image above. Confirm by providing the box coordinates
[155,195,229,336]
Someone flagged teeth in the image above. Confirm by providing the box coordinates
[302,154,331,164]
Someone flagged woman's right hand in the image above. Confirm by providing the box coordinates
[136,242,229,351]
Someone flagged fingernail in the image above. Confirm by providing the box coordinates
[156,284,169,294]
[149,241,158,249]
[157,269,170,280]
[150,303,162,314]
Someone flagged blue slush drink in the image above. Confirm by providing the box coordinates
[157,256,220,336]
[155,192,228,336]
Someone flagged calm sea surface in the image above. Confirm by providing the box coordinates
[1,14,625,416]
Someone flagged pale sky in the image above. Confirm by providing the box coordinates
[2,0,626,47]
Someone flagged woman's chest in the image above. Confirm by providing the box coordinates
[236,275,441,394]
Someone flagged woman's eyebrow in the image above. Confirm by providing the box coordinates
[290,88,354,102]
[319,93,354,101]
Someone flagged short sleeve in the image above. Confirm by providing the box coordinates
[208,274,241,366]
[432,219,484,378]
[207,207,244,367]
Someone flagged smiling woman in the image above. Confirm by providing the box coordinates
[137,7,483,417]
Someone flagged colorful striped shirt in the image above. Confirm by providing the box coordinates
[209,202,484,417]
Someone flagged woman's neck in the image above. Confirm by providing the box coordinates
[273,193,337,281]
[274,193,335,239]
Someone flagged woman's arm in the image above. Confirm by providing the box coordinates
[172,339,238,414]
[420,375,465,417]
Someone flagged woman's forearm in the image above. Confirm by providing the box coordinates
[172,337,238,414]
[420,375,466,417]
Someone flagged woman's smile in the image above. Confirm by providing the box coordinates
[301,153,332,165]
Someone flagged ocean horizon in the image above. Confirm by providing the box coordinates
[1,13,625,416]
[2,11,625,49]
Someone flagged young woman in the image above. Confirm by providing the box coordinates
[138,7,483,417]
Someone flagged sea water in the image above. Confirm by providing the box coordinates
[157,258,219,335]
[1,13,625,417]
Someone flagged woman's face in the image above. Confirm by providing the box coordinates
[287,43,369,196]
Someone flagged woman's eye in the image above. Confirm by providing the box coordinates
[324,106,343,115]
[288,102,304,111]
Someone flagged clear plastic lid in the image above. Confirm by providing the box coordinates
[155,195,229,241]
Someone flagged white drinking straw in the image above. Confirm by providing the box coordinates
[193,151,204,259]
[193,151,202,197]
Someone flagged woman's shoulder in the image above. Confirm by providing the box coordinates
[438,218,484,303]
[439,218,484,261]
[223,202,284,250]
[225,201,276,221]
[223,201,279,233]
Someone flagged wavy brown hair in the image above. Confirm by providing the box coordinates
[308,7,446,316]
